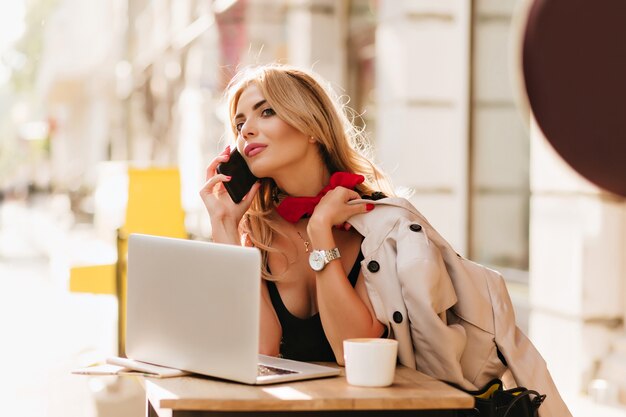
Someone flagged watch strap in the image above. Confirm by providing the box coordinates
[323,248,341,263]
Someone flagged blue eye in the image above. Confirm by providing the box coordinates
[261,108,275,117]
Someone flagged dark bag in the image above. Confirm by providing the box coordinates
[459,379,546,417]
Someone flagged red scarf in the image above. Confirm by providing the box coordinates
[276,172,364,223]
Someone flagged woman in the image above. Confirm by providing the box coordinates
[200,64,570,417]
[200,64,389,364]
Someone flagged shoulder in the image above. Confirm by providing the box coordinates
[349,196,420,244]
[361,196,420,219]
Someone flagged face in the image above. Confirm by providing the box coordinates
[233,84,314,179]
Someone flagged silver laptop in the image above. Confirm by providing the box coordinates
[126,233,340,384]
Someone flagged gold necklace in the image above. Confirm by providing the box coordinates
[297,232,311,253]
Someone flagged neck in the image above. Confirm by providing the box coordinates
[274,167,330,197]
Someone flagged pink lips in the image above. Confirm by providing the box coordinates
[244,143,267,157]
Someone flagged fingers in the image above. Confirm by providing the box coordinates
[240,181,262,206]
[199,173,231,198]
[343,188,361,202]
[205,145,232,181]
[339,188,375,214]
[323,186,360,201]
[348,202,374,219]
[315,187,375,231]
[335,203,373,230]
[327,187,376,231]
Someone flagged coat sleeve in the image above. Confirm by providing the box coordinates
[394,218,476,390]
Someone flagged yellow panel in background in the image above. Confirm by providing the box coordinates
[69,264,116,295]
[116,166,188,356]
[122,168,187,238]
[67,167,188,355]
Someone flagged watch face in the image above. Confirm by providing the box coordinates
[309,251,325,271]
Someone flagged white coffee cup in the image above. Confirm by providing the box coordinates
[343,338,398,387]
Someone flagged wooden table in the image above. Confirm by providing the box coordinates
[144,365,474,417]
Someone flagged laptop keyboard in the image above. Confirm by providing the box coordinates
[257,364,299,376]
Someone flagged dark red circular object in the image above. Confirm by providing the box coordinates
[522,0,626,197]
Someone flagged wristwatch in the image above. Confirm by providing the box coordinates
[309,248,341,272]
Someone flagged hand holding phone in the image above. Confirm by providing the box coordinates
[216,148,259,204]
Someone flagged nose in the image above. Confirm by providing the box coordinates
[240,118,257,139]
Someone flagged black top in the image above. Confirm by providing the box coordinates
[266,250,364,362]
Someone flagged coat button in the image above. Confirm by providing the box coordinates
[409,224,422,232]
[393,311,403,323]
[367,260,380,273]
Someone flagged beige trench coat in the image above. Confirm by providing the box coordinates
[347,197,571,417]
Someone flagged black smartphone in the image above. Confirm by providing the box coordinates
[216,148,259,204]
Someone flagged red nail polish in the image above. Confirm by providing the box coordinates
[366,203,375,211]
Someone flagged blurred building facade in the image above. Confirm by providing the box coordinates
[34,0,626,409]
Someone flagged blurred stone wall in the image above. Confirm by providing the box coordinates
[35,0,626,405]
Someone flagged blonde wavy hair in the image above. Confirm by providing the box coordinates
[225,64,394,280]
